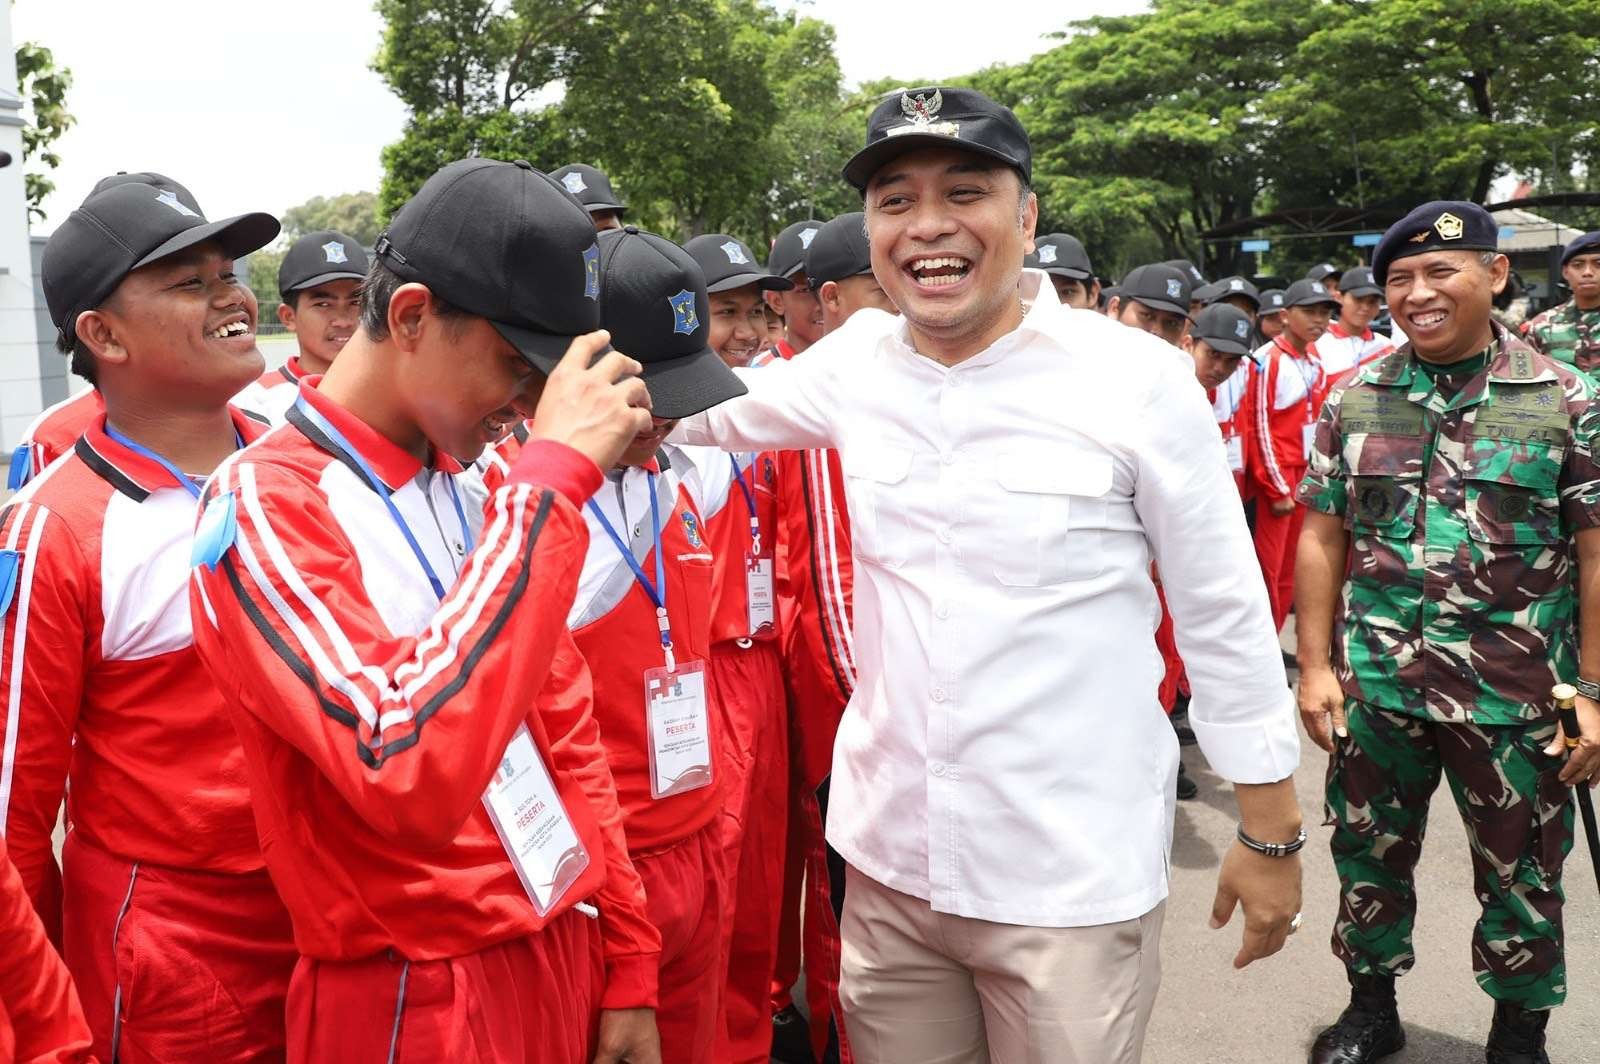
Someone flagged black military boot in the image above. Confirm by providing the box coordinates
[1485,1001,1551,1064]
[1309,972,1405,1063]
[1175,758,1198,800]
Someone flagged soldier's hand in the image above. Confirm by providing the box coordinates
[593,1008,661,1064]
[1545,692,1600,788]
[1210,842,1302,970]
[1297,663,1347,754]
[530,330,653,472]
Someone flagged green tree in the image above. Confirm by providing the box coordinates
[280,191,384,245]
[15,42,73,223]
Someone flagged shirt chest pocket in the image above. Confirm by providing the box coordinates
[990,450,1114,587]
[841,444,914,569]
[1343,434,1423,540]
[1462,442,1565,546]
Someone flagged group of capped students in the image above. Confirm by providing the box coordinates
[0,79,1598,1064]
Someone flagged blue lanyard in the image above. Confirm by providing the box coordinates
[587,472,678,671]
[294,398,473,602]
[729,454,763,556]
[103,422,242,500]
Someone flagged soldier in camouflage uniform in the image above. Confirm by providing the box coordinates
[1295,202,1600,1064]
[1522,230,1600,376]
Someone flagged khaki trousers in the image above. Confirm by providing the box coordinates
[839,866,1165,1064]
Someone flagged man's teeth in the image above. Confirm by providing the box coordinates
[210,321,250,339]
[1411,311,1447,327]
[910,256,971,287]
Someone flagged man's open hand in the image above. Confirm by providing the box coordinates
[1210,842,1302,969]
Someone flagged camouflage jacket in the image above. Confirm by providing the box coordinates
[1522,299,1600,375]
[1298,325,1600,724]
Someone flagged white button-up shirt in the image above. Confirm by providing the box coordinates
[676,271,1299,928]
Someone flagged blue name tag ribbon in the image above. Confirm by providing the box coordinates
[7,445,32,491]
[0,550,20,614]
[191,491,238,571]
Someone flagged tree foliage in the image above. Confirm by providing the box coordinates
[280,191,384,245]
[15,42,74,223]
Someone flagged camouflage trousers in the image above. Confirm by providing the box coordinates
[1324,702,1574,1008]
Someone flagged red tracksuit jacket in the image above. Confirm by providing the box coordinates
[7,391,103,491]
[0,408,271,947]
[1244,336,1325,502]
[0,834,93,1064]
[231,355,311,425]
[188,381,661,1008]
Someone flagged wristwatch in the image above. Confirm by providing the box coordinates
[1236,825,1307,858]
[1576,677,1600,702]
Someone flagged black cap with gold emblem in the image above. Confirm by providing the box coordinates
[843,86,1031,193]
[1372,200,1498,285]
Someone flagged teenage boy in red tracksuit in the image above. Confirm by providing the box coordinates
[1244,277,1338,632]
[1,180,294,1062]
[764,219,827,360]
[675,233,798,1063]
[1313,265,1394,384]
[6,173,203,492]
[189,160,663,1064]
[232,230,368,424]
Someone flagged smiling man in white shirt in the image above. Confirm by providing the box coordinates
[675,86,1304,1063]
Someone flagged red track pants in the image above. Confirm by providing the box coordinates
[636,819,729,1064]
[1251,490,1305,633]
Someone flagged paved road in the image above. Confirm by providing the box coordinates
[1146,669,1600,1062]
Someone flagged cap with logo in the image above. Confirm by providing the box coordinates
[595,227,746,419]
[1306,263,1342,285]
[89,171,203,215]
[1192,281,1223,306]
[1212,275,1261,309]
[684,234,793,294]
[1024,233,1093,280]
[1562,230,1600,268]
[1118,264,1193,319]
[1191,304,1259,359]
[1284,278,1341,308]
[1163,259,1207,289]
[550,163,627,215]
[843,86,1031,192]
[768,219,827,281]
[374,158,605,371]
[1258,289,1287,314]
[42,182,279,345]
[278,230,369,298]
[1371,200,1498,285]
[804,212,874,286]
[1338,265,1382,298]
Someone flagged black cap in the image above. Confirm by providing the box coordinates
[804,213,873,286]
[1118,264,1193,318]
[843,86,1030,192]
[1162,259,1207,288]
[1212,275,1261,309]
[1259,288,1287,314]
[1562,230,1600,268]
[1024,233,1093,279]
[1193,281,1223,306]
[1372,200,1498,284]
[1191,304,1258,358]
[1339,265,1382,298]
[88,171,202,216]
[1306,262,1342,284]
[277,230,368,297]
[684,234,793,294]
[1284,278,1340,308]
[551,163,627,214]
[1101,285,1121,306]
[767,219,827,280]
[42,183,279,343]
[595,227,746,419]
[375,158,605,370]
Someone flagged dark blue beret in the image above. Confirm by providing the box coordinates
[1561,231,1600,268]
[1372,200,1497,285]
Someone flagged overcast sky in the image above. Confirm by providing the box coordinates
[13,0,1147,233]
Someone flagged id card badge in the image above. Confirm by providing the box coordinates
[1302,420,1317,460]
[482,723,590,916]
[1224,434,1244,474]
[746,553,776,635]
[644,660,713,799]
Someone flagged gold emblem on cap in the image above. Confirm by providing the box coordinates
[1408,231,1429,243]
[1433,211,1464,241]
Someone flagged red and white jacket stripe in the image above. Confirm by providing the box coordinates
[230,355,310,426]
[0,407,270,947]
[1313,322,1394,386]
[7,391,102,490]
[188,381,660,1007]
[1244,337,1325,501]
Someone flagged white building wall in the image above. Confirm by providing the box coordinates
[0,9,45,450]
